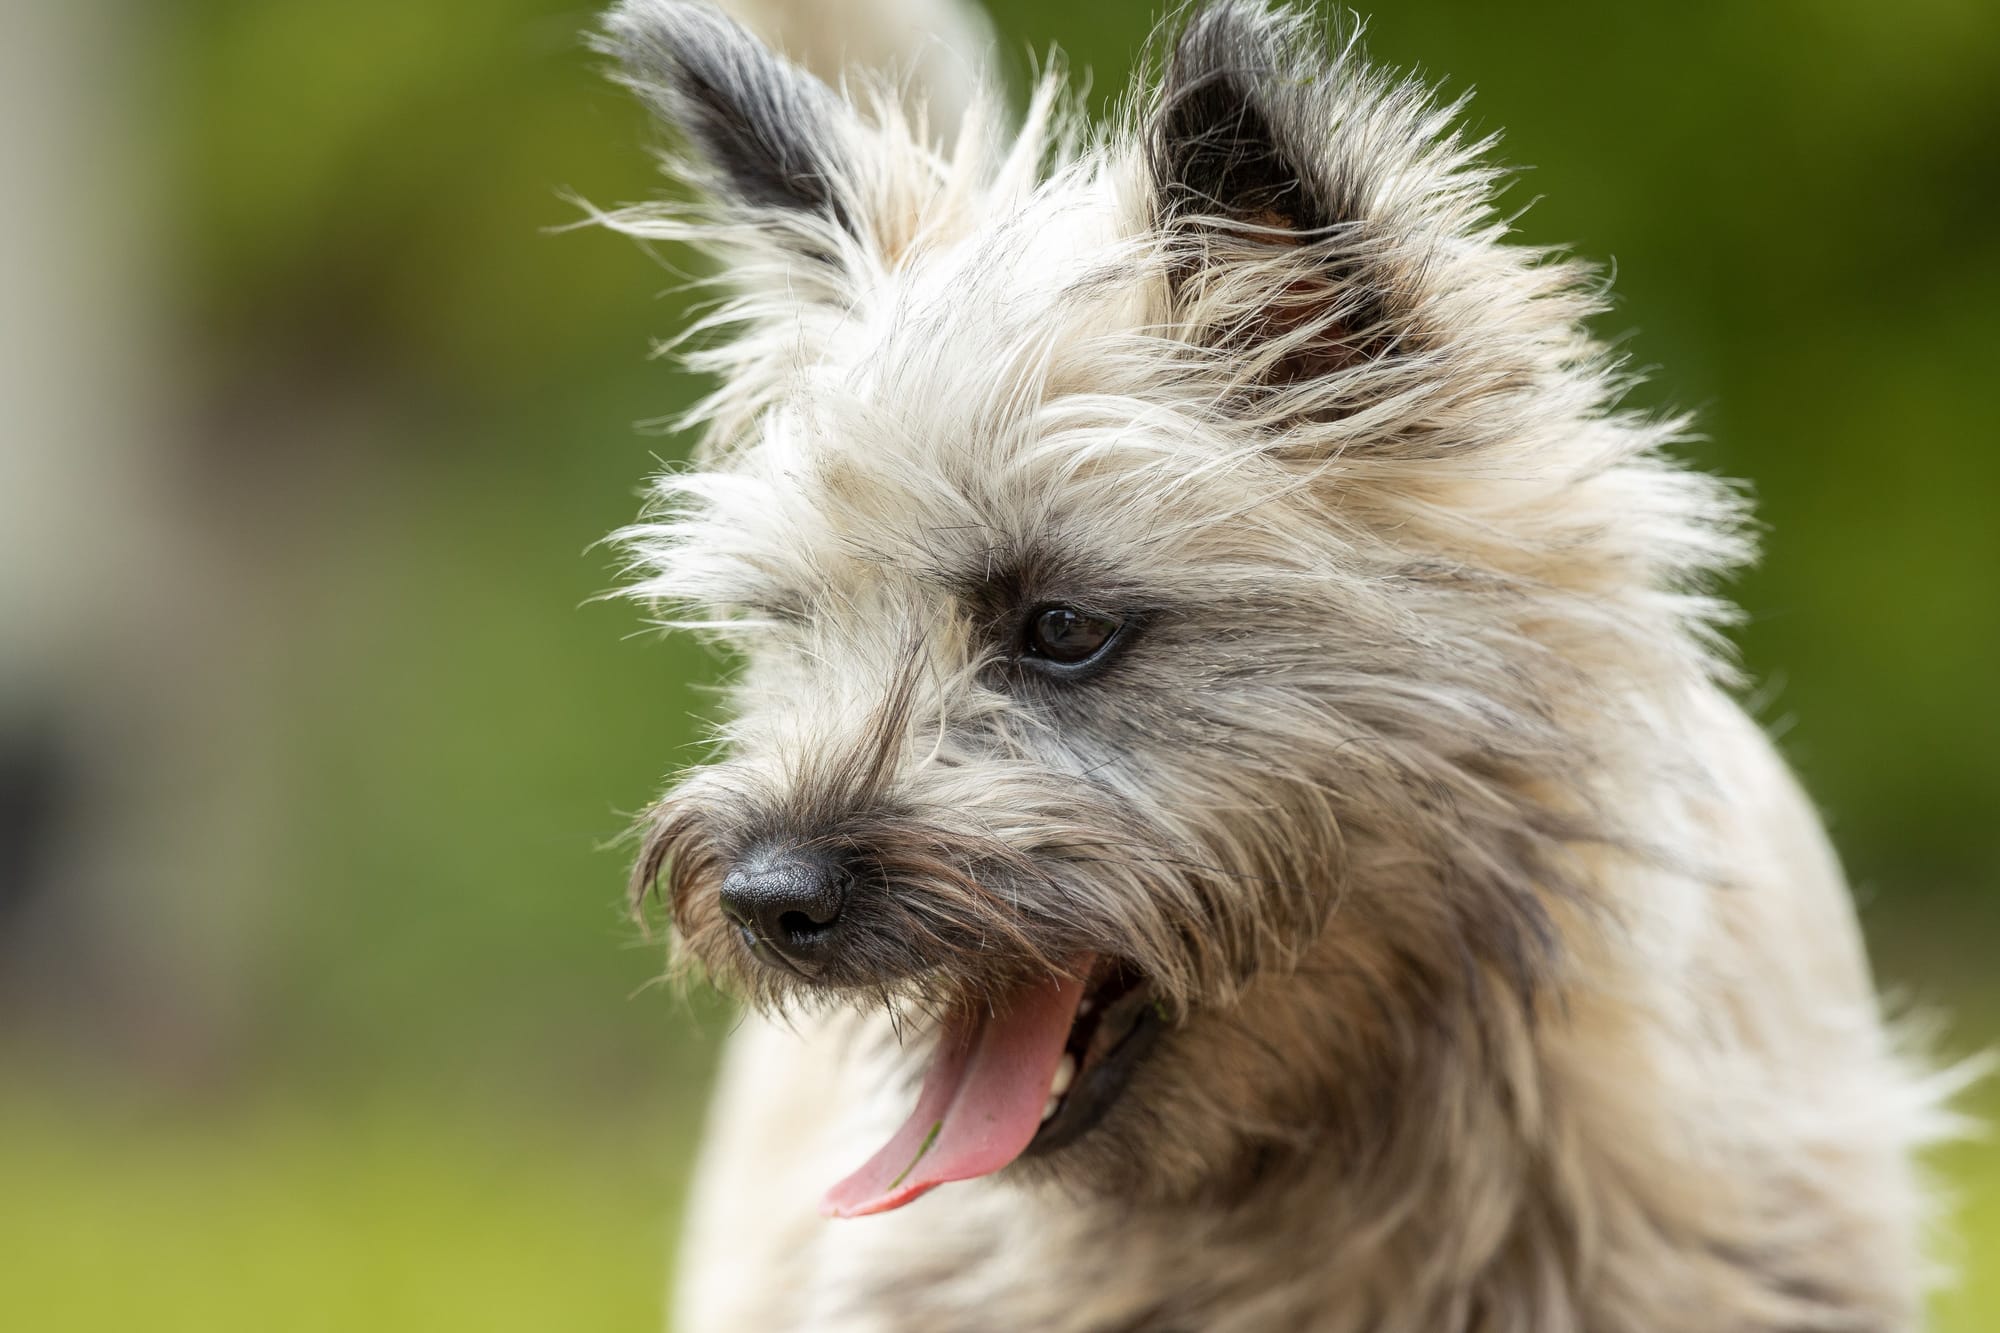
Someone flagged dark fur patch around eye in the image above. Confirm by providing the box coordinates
[598,0,856,234]
[936,546,1150,682]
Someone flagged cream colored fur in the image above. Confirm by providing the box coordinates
[591,3,1954,1329]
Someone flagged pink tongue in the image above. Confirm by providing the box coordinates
[821,970,1086,1218]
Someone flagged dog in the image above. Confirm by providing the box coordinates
[593,3,1946,1328]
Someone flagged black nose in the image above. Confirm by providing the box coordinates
[719,850,851,973]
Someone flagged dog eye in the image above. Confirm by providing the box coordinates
[1023,606,1123,668]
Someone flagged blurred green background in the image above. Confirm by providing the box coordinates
[1,2,1994,1328]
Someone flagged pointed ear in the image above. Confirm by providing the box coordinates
[1148,2,1426,392]
[1152,2,1360,240]
[597,0,862,237]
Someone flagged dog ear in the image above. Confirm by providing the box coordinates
[1152,2,1361,245]
[598,0,862,241]
[1148,2,1428,398]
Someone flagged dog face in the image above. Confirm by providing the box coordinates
[601,1,1747,1210]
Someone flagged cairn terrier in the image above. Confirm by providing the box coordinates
[595,2,1945,1328]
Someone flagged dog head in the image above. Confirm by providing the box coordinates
[598,0,1747,1212]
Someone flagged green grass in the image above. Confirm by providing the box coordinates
[1933,1120,2000,1333]
[0,1088,691,1333]
[2,1069,1992,1331]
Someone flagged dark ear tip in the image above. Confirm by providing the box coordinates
[594,0,741,90]
[598,0,724,44]
[597,0,857,232]
[1154,2,1311,219]
[1168,0,1301,80]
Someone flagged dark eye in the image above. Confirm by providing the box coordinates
[1023,606,1123,668]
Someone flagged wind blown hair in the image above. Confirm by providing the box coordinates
[591,5,1954,1331]
[602,0,1756,995]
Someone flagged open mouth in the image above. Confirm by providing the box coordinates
[820,956,1163,1218]
[1021,961,1162,1158]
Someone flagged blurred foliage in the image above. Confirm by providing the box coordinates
[5,0,1996,1329]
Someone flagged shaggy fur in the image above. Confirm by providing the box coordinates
[593,3,1949,1329]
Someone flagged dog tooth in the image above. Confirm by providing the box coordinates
[1051,1052,1076,1096]
[1041,1095,1061,1123]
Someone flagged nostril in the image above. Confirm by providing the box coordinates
[718,851,852,967]
[778,910,826,941]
